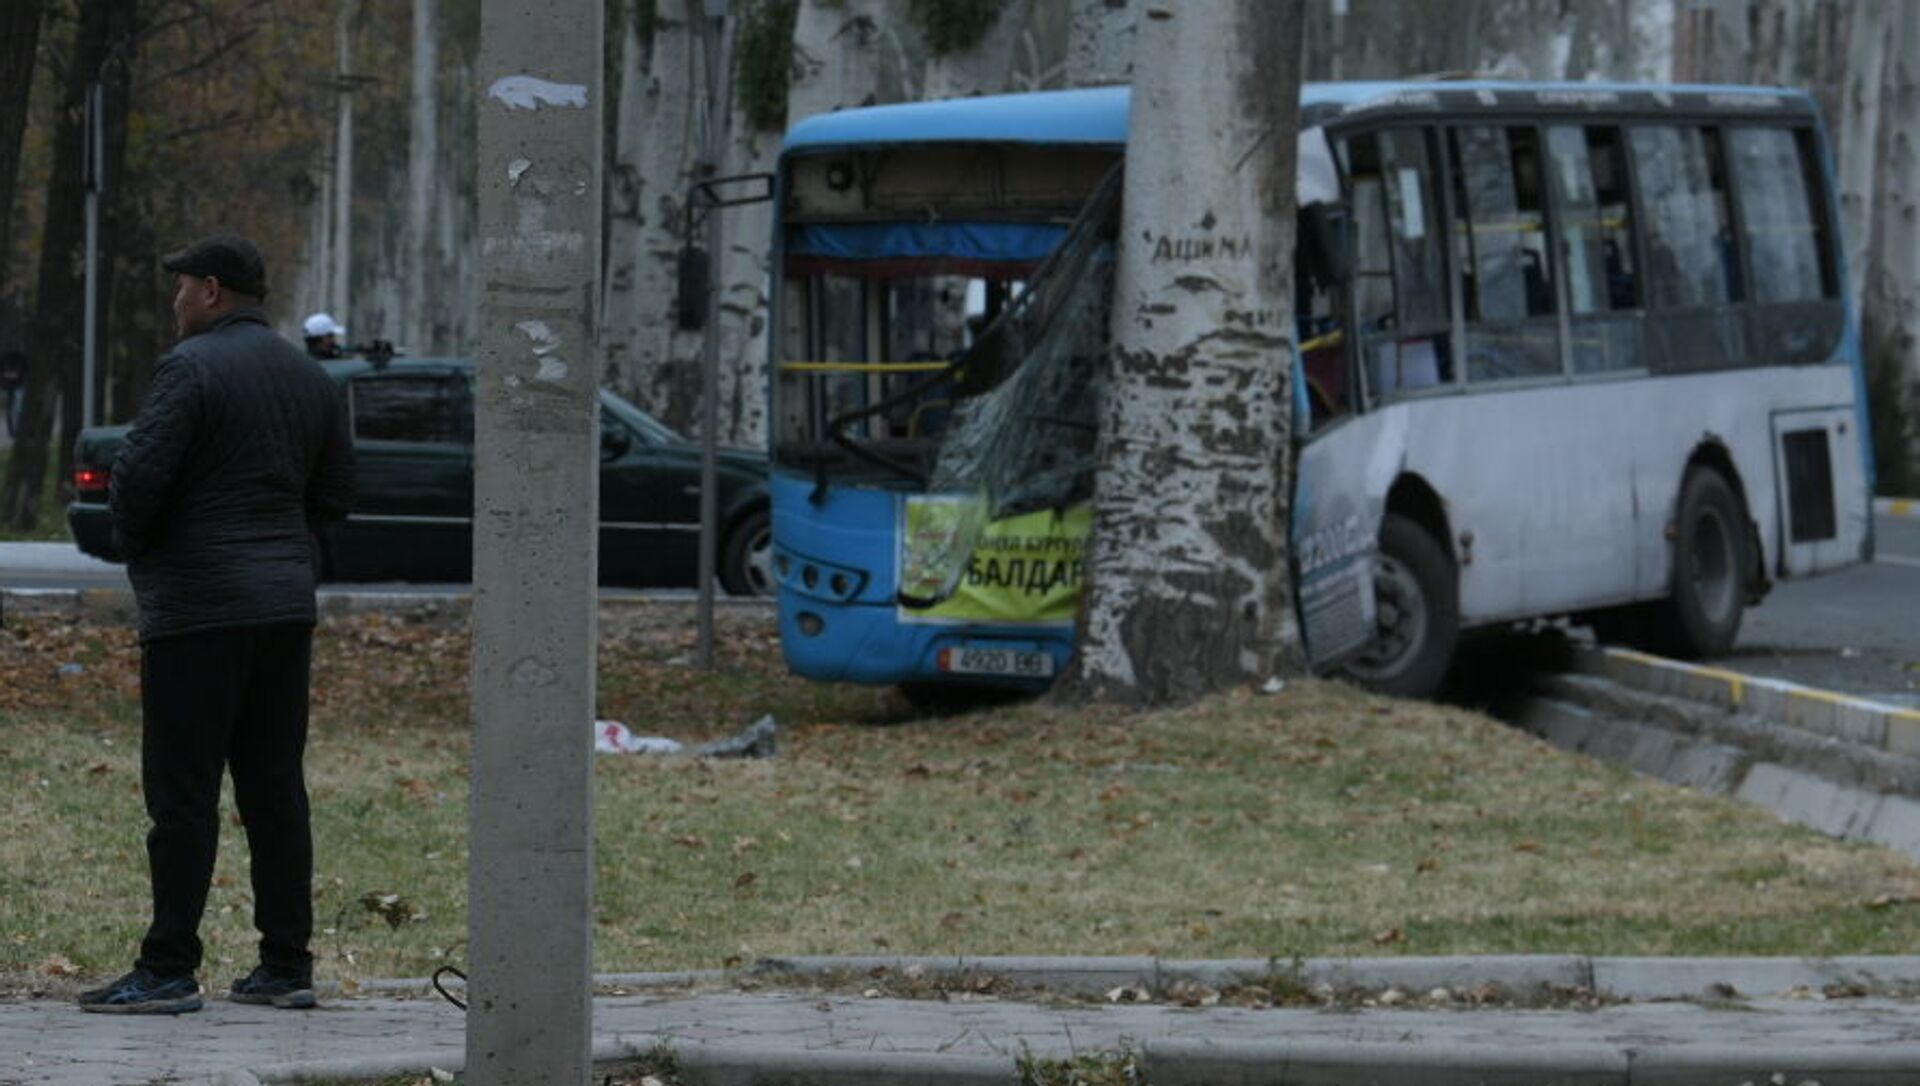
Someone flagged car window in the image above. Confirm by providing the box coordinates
[351,374,471,444]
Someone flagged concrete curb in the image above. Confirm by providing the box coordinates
[225,1022,1920,1086]
[1521,681,1920,858]
[83,957,1920,1085]
[376,954,1920,1004]
[1575,646,1920,756]
[1876,496,1919,519]
[748,953,1920,1001]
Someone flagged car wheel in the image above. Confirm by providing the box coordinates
[1655,468,1747,658]
[1340,512,1459,700]
[720,509,774,597]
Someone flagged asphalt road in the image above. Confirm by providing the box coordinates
[1728,511,1920,706]
[4,514,1916,702]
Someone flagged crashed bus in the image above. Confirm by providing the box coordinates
[764,81,1872,701]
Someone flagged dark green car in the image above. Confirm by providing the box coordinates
[67,357,774,595]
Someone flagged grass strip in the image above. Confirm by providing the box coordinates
[3,606,1918,998]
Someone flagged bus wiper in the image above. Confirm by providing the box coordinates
[816,363,957,500]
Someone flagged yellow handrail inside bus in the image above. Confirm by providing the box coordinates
[1300,329,1345,353]
[778,361,955,374]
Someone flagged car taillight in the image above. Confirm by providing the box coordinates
[75,467,109,492]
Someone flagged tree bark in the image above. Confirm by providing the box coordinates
[711,117,775,446]
[921,0,1027,100]
[602,0,701,429]
[787,0,911,119]
[3,0,137,530]
[1869,4,1920,425]
[1837,0,1887,304]
[1065,0,1305,707]
[1066,0,1133,87]
[0,0,44,290]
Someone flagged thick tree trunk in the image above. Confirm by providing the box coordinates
[603,0,702,429]
[0,0,44,289]
[711,121,775,446]
[1066,0,1305,707]
[1870,5,1920,415]
[3,0,136,529]
[787,0,912,120]
[1837,1,1887,303]
[922,0,1028,100]
[1066,0,1133,87]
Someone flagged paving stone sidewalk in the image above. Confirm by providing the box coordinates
[6,983,1920,1086]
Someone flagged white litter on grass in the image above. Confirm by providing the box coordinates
[595,720,684,755]
[594,715,779,758]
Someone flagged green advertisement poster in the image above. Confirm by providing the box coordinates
[898,498,1091,626]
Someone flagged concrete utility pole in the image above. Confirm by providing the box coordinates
[468,0,602,1081]
[695,0,728,669]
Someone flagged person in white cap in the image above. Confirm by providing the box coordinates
[300,313,347,360]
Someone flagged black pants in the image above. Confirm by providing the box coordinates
[136,623,314,979]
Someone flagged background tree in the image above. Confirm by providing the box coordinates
[3,0,138,530]
[0,0,46,313]
[1065,0,1305,706]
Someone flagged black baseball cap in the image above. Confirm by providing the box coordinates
[161,234,268,300]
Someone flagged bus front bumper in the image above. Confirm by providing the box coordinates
[778,592,1073,690]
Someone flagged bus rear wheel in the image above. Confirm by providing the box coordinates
[1656,468,1748,658]
[1341,513,1459,700]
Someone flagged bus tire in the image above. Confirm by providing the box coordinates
[720,508,775,598]
[1657,468,1748,659]
[1341,512,1459,700]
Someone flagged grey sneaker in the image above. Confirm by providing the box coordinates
[77,968,203,1015]
[229,965,317,1009]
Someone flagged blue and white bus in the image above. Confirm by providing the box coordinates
[765,80,1873,701]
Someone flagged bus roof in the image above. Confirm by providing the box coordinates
[781,80,1819,155]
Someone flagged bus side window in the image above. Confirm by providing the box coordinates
[1451,125,1562,383]
[1547,125,1644,374]
[1726,125,1845,366]
[1345,127,1453,405]
[1628,125,1745,372]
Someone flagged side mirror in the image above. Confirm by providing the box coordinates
[1300,202,1353,291]
[601,423,632,462]
[676,245,709,331]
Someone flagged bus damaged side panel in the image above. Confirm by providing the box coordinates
[1293,405,1409,668]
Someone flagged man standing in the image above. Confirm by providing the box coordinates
[78,235,355,1015]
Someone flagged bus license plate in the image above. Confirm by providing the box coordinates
[939,646,1054,678]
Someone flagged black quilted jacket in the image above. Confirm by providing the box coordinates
[110,309,355,642]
